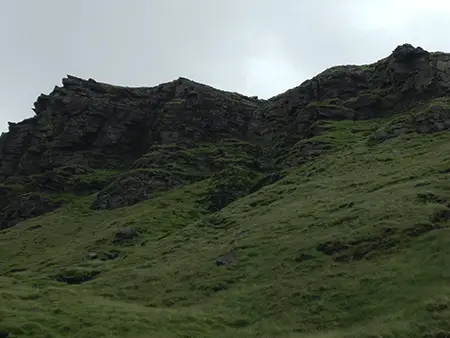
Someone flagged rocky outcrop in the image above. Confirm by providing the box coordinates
[2,44,449,181]
[0,192,63,230]
[369,97,450,144]
[276,139,333,167]
[90,139,265,210]
[202,165,259,212]
[0,76,261,180]
[3,44,450,183]
[90,168,197,210]
[1,43,450,224]
[257,44,450,146]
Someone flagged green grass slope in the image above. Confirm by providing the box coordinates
[2,114,450,337]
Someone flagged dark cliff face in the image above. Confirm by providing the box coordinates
[2,43,450,180]
[0,76,261,179]
[1,43,450,228]
[258,44,450,142]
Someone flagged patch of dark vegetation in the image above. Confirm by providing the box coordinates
[316,240,349,256]
[212,283,228,292]
[328,214,360,227]
[228,319,251,328]
[249,171,284,193]
[55,268,100,284]
[27,224,42,231]
[99,250,120,261]
[91,168,200,210]
[426,302,449,313]
[113,227,139,245]
[248,195,278,208]
[316,230,400,262]
[132,143,209,174]
[367,175,423,193]
[417,192,448,204]
[338,201,355,209]
[294,253,315,262]
[199,214,237,229]
[415,181,432,187]
[133,139,264,174]
[318,220,448,263]
[202,165,259,212]
[403,223,443,237]
[415,191,450,224]
[423,332,450,338]
[25,169,77,193]
[0,192,63,230]
[205,138,264,172]
[325,201,355,214]
[72,169,122,193]
[9,267,27,273]
[275,139,332,168]
[431,208,450,222]
[23,166,121,195]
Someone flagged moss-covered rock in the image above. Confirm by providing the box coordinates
[414,98,450,133]
[90,138,265,210]
[276,139,333,167]
[368,98,450,144]
[72,169,122,194]
[132,143,209,177]
[368,115,414,144]
[344,92,384,119]
[0,192,63,230]
[91,168,199,210]
[134,140,263,174]
[20,165,121,195]
[202,165,259,212]
[202,138,263,172]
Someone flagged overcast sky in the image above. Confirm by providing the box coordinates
[1,0,450,132]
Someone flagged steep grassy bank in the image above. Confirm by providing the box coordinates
[2,117,450,337]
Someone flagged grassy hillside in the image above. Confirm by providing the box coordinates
[2,109,450,337]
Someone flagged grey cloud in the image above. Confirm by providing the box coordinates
[1,0,450,132]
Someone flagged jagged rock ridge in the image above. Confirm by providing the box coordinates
[1,43,450,228]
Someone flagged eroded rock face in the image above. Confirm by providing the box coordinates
[257,44,450,146]
[3,44,450,183]
[0,76,261,179]
[1,43,450,223]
